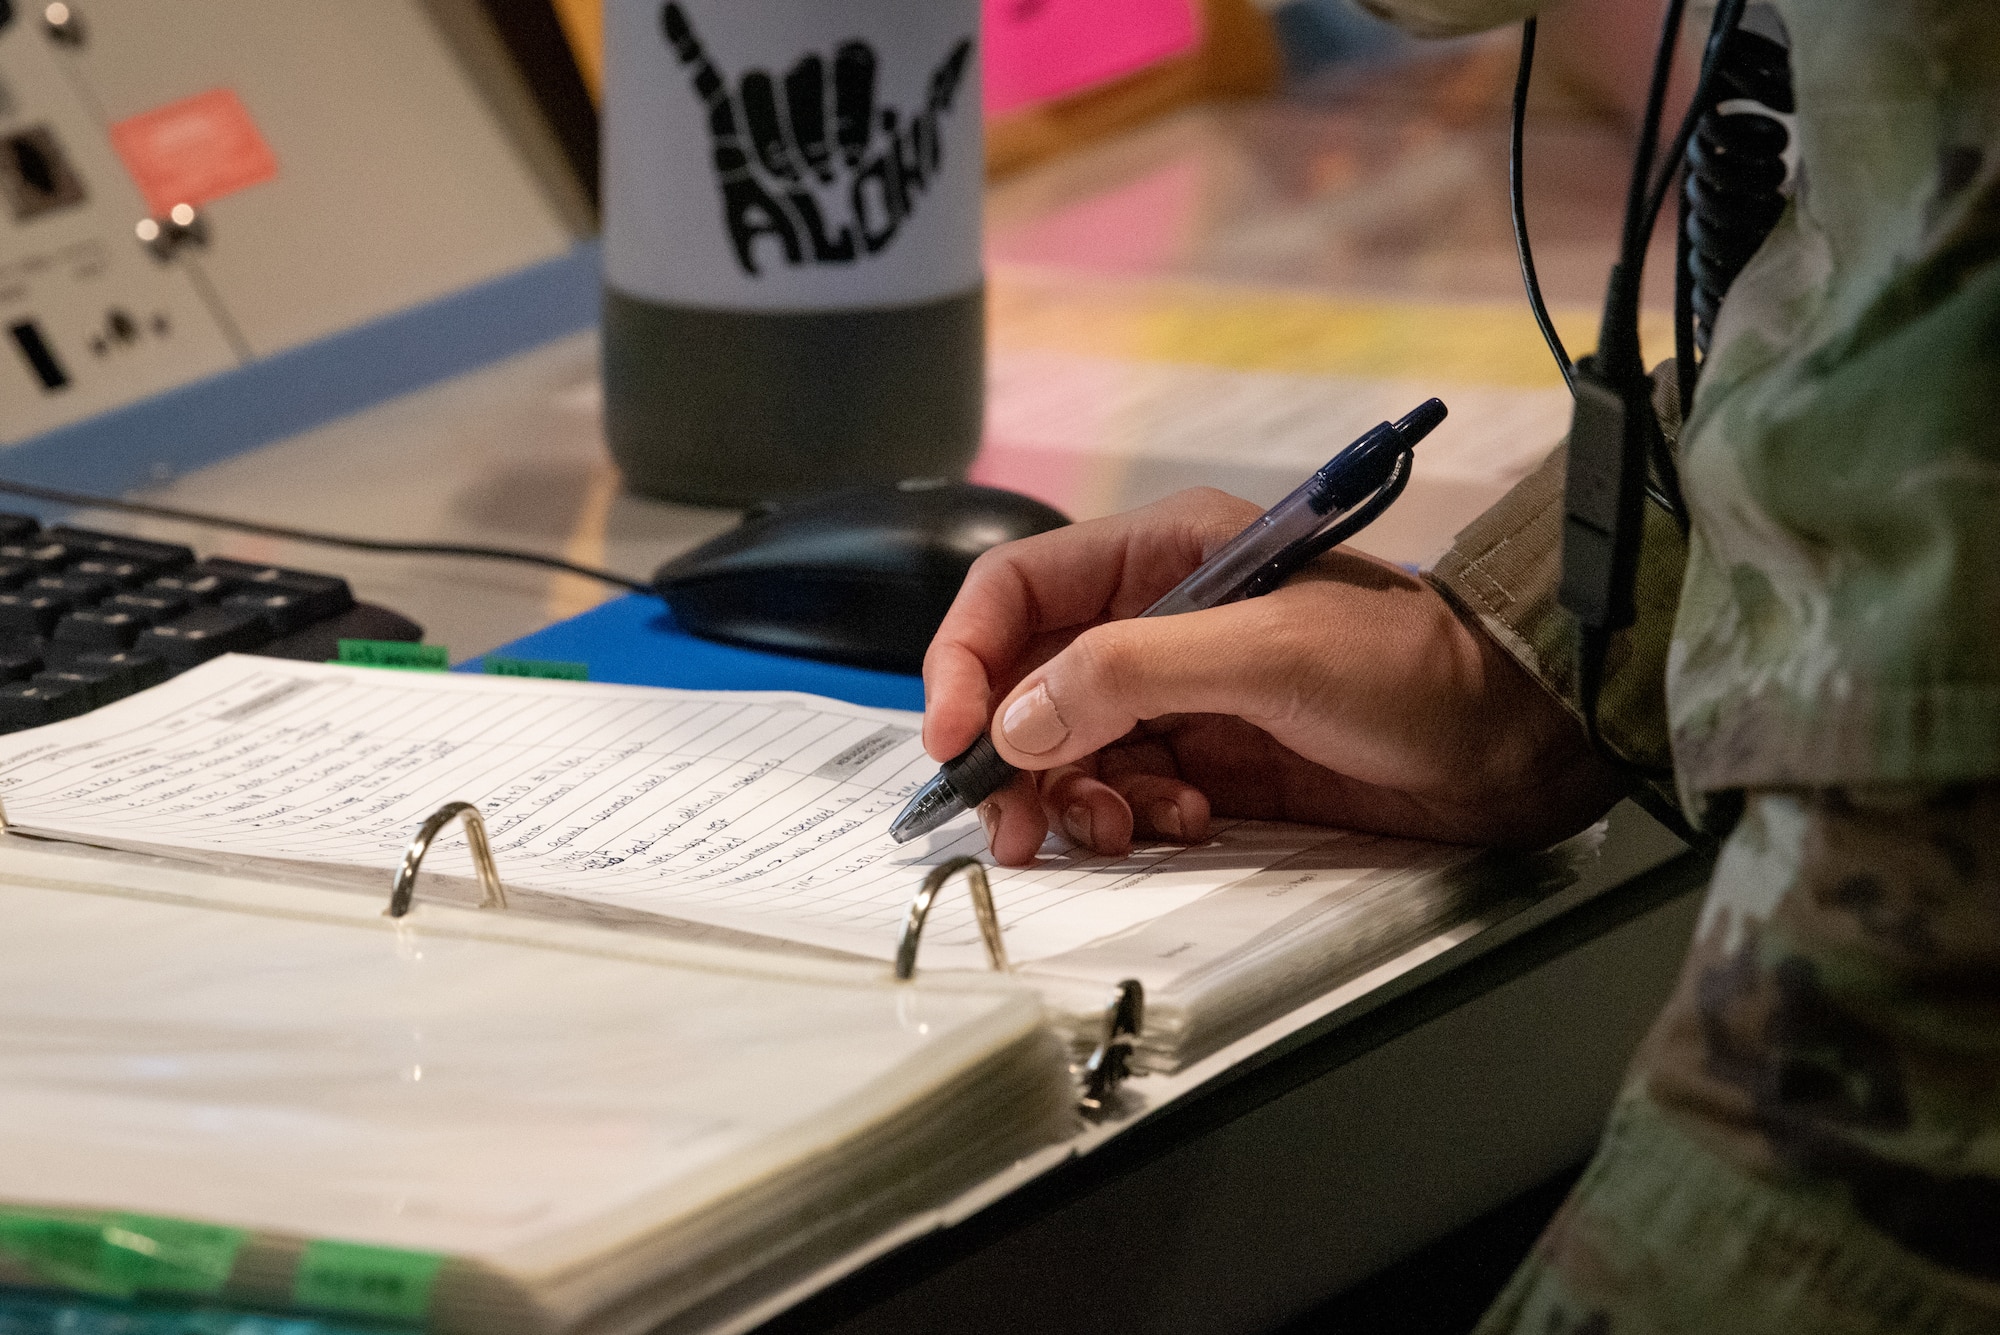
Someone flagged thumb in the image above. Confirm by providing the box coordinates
[987,601,1295,771]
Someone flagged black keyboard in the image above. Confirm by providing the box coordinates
[0,514,422,733]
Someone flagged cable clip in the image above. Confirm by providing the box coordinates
[1559,353,1662,634]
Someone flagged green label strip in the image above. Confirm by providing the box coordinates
[482,656,588,681]
[335,639,449,671]
[0,1211,244,1298]
[293,1239,444,1322]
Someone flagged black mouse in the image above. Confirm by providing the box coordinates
[651,480,1070,675]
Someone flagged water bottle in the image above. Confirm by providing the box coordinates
[603,0,984,505]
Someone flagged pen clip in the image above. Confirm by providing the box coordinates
[1239,448,1415,598]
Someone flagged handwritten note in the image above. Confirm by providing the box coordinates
[0,659,1328,965]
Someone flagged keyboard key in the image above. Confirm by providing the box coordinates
[0,677,95,731]
[221,590,316,635]
[194,560,355,621]
[44,527,195,570]
[34,572,119,605]
[0,593,71,636]
[133,605,274,667]
[53,607,143,651]
[0,642,42,682]
[0,561,34,590]
[31,668,128,709]
[145,572,229,604]
[63,651,167,693]
[71,557,163,588]
[0,514,40,542]
[0,542,72,573]
[106,592,188,625]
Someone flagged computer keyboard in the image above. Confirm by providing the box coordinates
[0,514,422,733]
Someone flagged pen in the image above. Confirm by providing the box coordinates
[889,397,1448,844]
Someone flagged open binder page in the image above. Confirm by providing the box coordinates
[0,658,1346,966]
[1020,829,1584,1069]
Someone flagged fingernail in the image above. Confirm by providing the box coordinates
[1062,803,1094,848]
[1001,682,1069,756]
[978,802,1000,848]
[1151,801,1185,839]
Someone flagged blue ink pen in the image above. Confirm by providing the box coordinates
[889,398,1448,844]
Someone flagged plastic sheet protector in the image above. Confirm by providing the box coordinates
[0,657,1336,966]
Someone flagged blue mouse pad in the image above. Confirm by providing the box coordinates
[456,594,926,713]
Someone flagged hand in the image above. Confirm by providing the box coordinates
[922,488,1627,865]
[659,4,973,275]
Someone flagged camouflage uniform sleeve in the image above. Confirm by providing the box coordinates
[1426,372,1687,807]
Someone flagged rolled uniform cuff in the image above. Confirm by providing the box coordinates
[1425,375,1688,810]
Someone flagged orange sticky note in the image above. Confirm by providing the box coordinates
[110,88,278,217]
[983,0,1201,117]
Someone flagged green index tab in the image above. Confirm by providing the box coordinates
[294,1240,444,1322]
[335,639,449,672]
[482,656,588,681]
[0,1210,244,1297]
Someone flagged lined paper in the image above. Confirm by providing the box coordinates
[0,659,1330,964]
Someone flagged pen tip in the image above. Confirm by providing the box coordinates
[1395,398,1447,444]
[888,777,959,844]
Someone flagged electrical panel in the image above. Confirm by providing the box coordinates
[0,0,588,448]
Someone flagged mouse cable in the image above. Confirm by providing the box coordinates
[0,476,658,595]
[1509,17,1574,395]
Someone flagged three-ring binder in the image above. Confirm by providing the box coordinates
[894,854,1144,1112]
[379,803,1147,1112]
[893,855,1007,981]
[1078,979,1145,1120]
[385,800,507,918]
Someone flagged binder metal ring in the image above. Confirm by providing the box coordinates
[894,856,1007,980]
[385,801,507,918]
[1078,978,1145,1119]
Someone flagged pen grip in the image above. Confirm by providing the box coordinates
[943,734,1017,809]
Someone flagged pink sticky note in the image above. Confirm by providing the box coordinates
[110,88,278,217]
[983,0,1202,118]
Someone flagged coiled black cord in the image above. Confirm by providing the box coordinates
[1681,27,1793,366]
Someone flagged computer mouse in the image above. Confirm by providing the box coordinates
[651,480,1070,675]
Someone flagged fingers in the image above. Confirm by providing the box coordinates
[979,767,1134,865]
[1105,770,1211,843]
[922,489,1263,760]
[920,633,991,761]
[660,4,703,63]
[978,772,1046,867]
[974,751,1210,866]
[833,42,875,167]
[1039,766,1134,856]
[740,72,801,180]
[979,768,1140,863]
[782,56,834,182]
[987,598,1298,771]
